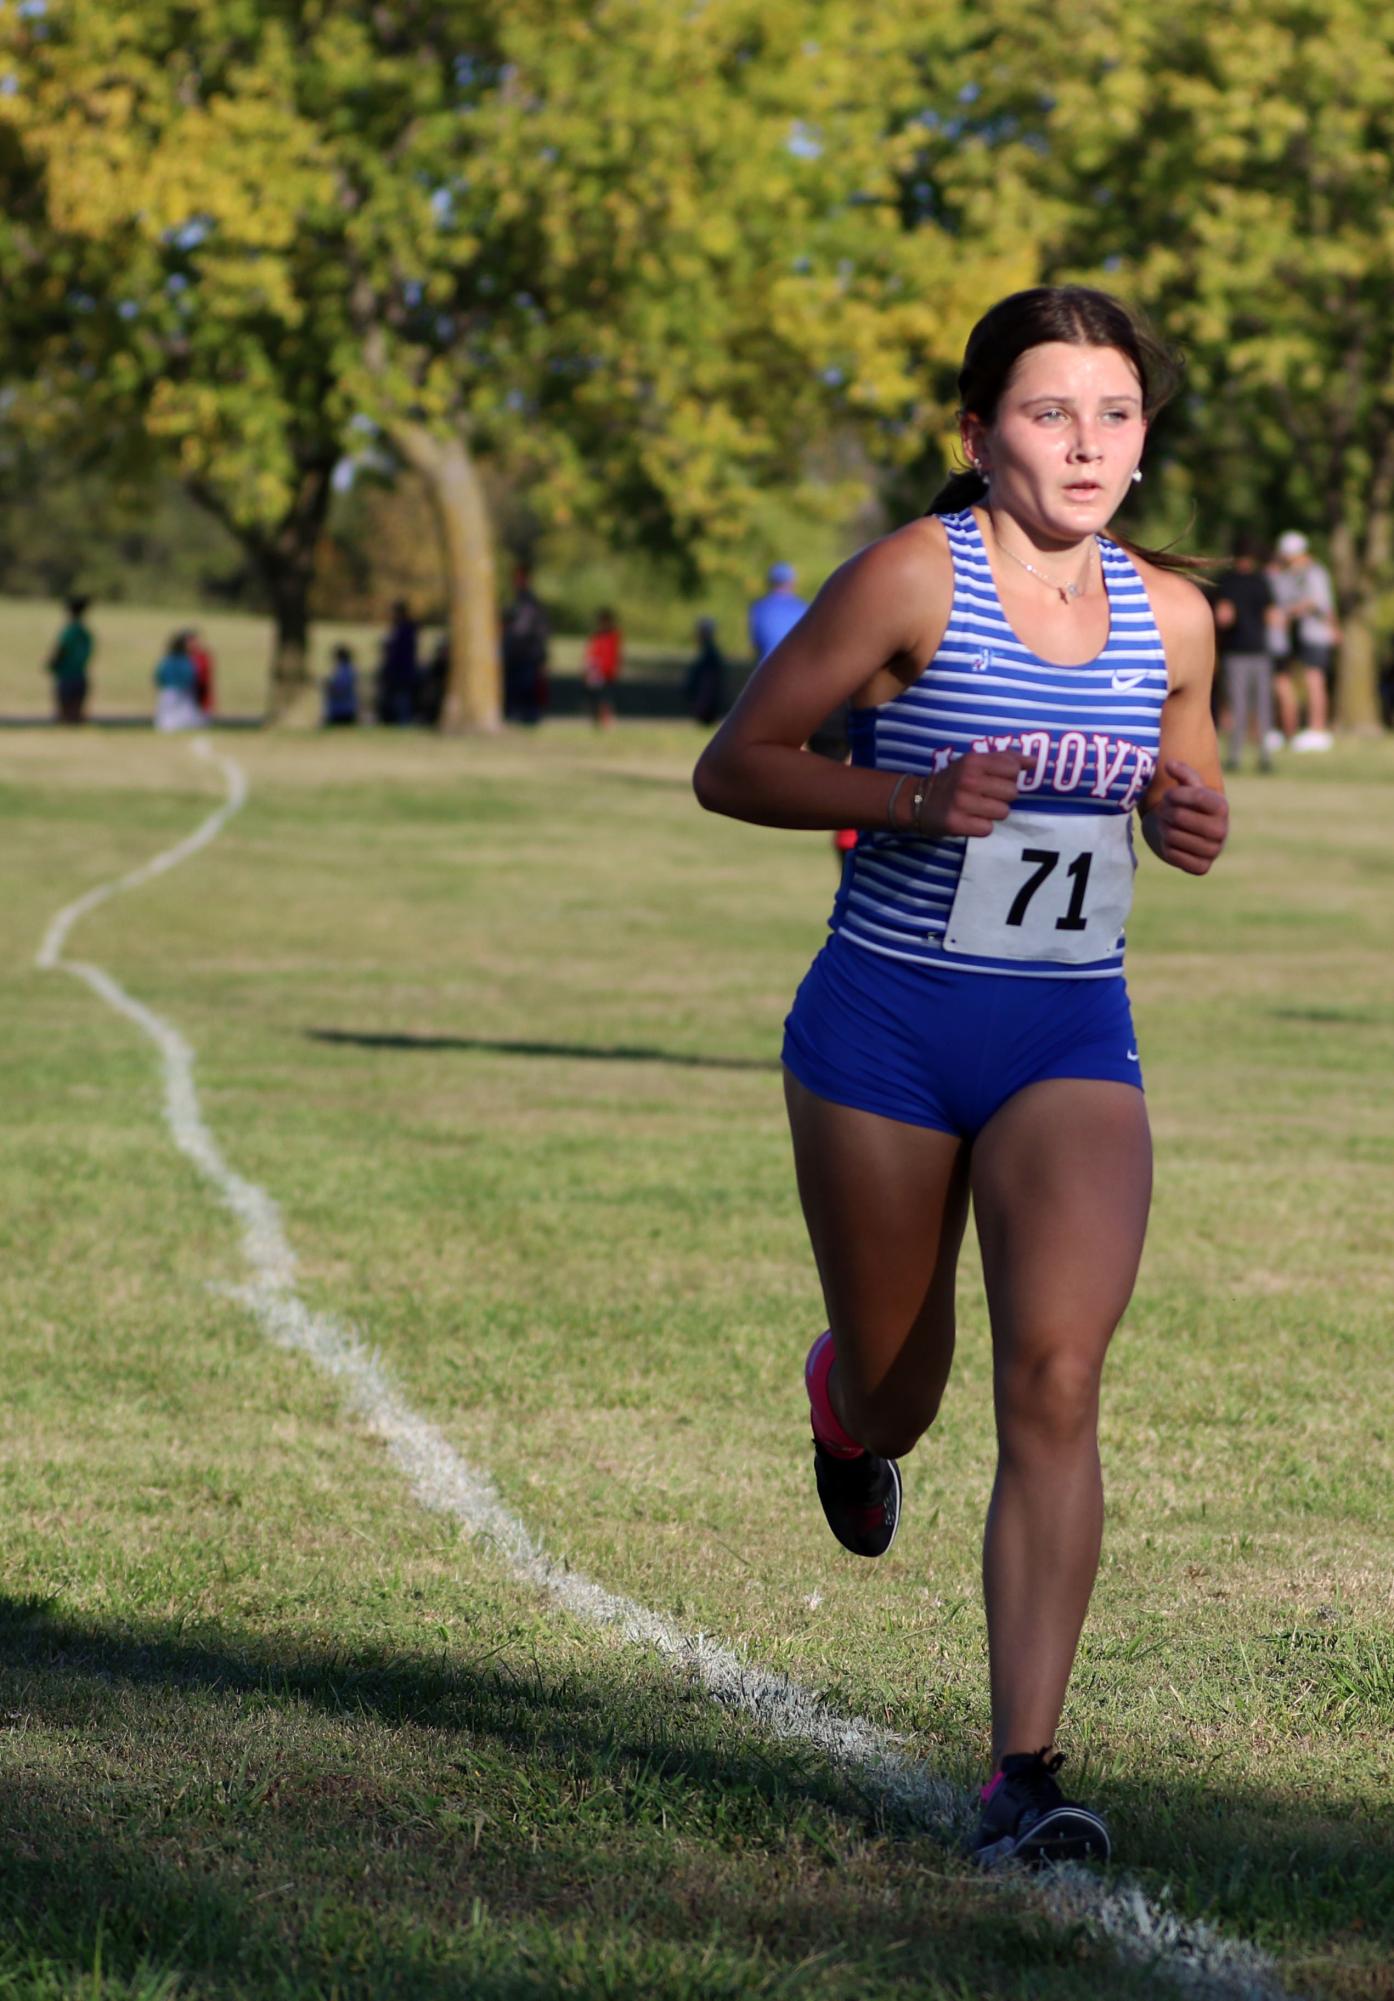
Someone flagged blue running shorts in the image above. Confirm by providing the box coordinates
[782,934,1143,1138]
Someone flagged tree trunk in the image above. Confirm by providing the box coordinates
[246,463,337,721]
[188,463,332,721]
[1328,539,1383,736]
[1330,438,1393,735]
[1332,591,1380,734]
[266,570,314,719]
[391,421,501,733]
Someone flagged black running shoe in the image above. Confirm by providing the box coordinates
[812,1440,901,1558]
[969,1749,1111,1868]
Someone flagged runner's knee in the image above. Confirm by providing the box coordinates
[995,1348,1103,1454]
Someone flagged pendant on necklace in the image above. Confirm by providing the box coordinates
[993,523,1093,603]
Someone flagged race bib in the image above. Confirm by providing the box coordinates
[942,809,1135,964]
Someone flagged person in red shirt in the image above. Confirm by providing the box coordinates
[187,628,217,716]
[583,607,622,728]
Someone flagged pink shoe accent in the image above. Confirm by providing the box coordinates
[805,1330,863,1458]
[979,1769,1007,1807]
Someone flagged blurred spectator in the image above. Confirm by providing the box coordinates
[1262,548,1291,753]
[376,600,419,725]
[748,561,809,663]
[1272,530,1337,751]
[583,606,622,728]
[322,644,359,726]
[417,632,449,726]
[153,632,202,731]
[1212,534,1276,774]
[502,567,549,725]
[46,594,94,724]
[684,617,727,725]
[187,627,217,716]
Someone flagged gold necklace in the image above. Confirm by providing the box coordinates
[994,532,1095,603]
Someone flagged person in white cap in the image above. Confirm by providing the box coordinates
[1271,531,1338,750]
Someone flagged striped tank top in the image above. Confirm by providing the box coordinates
[829,508,1167,979]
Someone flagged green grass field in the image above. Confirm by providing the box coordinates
[2,718,1391,1999]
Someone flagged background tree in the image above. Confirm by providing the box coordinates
[0,0,1050,723]
[312,473,446,629]
[0,3,507,719]
[933,0,1394,727]
[7,3,1394,727]
[0,433,245,606]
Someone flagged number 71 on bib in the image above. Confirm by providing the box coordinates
[943,809,1136,965]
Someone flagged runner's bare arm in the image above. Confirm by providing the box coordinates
[1139,568,1229,876]
[693,523,1028,838]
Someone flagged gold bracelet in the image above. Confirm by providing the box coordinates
[910,778,927,832]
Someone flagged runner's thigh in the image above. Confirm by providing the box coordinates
[971,1078,1152,1372]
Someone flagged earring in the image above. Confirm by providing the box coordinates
[1131,468,1143,484]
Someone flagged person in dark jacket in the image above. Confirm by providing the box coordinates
[1212,534,1278,773]
[502,568,550,725]
[684,618,727,726]
[377,601,419,725]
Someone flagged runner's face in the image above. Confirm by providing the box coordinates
[968,342,1146,546]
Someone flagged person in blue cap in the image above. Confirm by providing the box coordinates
[748,562,809,664]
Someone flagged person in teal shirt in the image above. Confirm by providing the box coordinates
[154,631,202,731]
[47,596,94,723]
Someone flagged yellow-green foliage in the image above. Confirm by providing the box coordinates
[943,0,1394,717]
[0,2,1040,583]
[5,0,1394,707]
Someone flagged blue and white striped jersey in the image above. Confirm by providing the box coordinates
[829,508,1167,979]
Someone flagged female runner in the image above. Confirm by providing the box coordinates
[693,287,1228,1866]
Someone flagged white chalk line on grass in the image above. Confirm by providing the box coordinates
[36,736,1296,2001]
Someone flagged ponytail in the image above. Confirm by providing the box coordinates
[926,468,988,516]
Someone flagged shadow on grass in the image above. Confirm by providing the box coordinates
[0,1594,1198,2001]
[306,1029,779,1073]
[2,1596,1389,1994]
[1268,1006,1390,1027]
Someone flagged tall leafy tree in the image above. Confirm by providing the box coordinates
[0,2,510,717]
[938,0,1394,727]
[0,0,1043,722]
